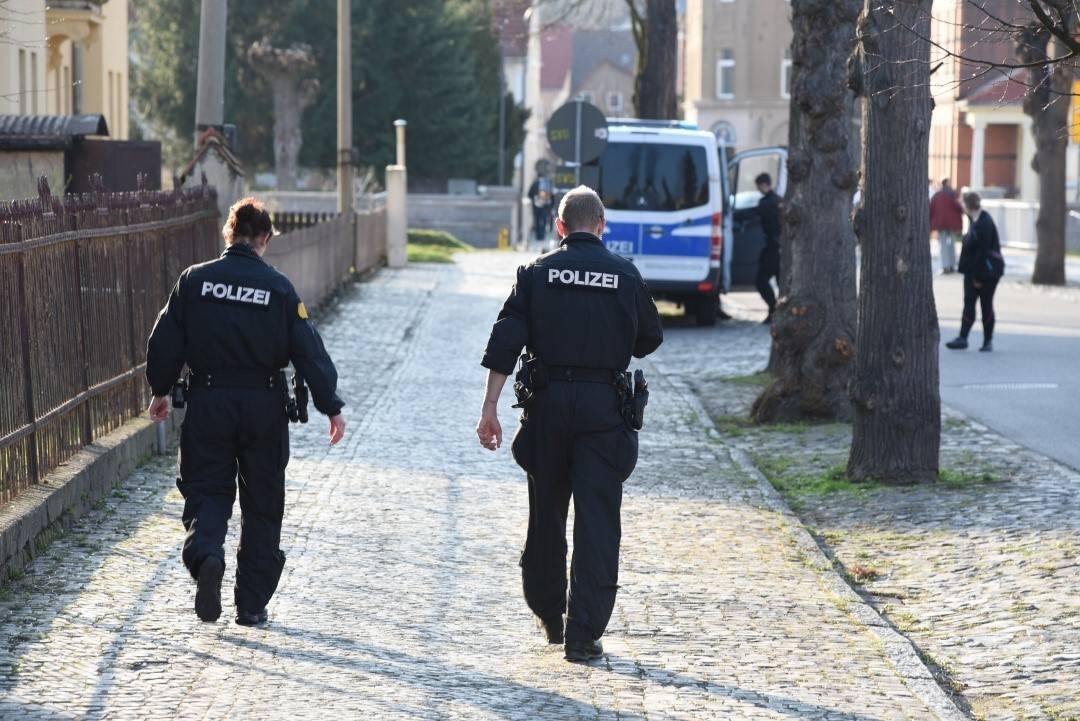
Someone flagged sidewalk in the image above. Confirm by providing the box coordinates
[0,253,959,720]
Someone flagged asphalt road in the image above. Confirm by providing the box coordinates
[724,249,1080,472]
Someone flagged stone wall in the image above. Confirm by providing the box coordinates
[0,151,63,199]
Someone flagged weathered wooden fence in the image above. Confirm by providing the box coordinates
[270,210,340,234]
[265,196,387,307]
[0,178,220,504]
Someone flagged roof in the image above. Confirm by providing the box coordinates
[0,114,109,150]
[963,68,1029,106]
[178,128,245,181]
[540,24,573,90]
[571,29,636,92]
[491,0,530,58]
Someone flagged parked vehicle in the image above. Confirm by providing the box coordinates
[589,119,785,326]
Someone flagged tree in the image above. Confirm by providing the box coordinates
[847,0,940,484]
[627,0,677,119]
[1015,7,1076,285]
[751,0,861,424]
[247,40,319,190]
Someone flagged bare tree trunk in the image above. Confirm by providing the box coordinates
[627,0,677,119]
[248,40,319,191]
[847,0,939,484]
[752,0,861,423]
[1018,21,1073,286]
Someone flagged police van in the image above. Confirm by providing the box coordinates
[589,119,786,326]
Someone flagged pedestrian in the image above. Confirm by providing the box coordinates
[146,197,347,626]
[930,178,964,273]
[528,173,555,242]
[475,186,663,663]
[754,172,782,323]
[946,192,1005,352]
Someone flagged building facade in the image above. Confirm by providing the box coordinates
[683,0,792,151]
[0,0,129,139]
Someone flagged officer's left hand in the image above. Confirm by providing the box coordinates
[148,396,170,423]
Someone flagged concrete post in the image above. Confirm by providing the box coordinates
[394,119,407,167]
[969,118,986,190]
[194,0,227,139]
[337,0,353,214]
[386,165,408,268]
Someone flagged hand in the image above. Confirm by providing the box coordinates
[476,403,502,451]
[148,396,170,423]
[329,414,346,446]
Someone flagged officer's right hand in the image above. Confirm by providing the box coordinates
[476,403,502,451]
[148,396,170,423]
[329,414,346,446]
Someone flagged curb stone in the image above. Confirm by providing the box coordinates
[661,372,970,721]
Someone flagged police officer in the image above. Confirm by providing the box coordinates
[755,172,782,323]
[476,186,663,662]
[146,197,346,626]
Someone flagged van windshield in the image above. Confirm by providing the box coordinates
[595,142,710,211]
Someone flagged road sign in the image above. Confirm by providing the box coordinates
[546,100,609,166]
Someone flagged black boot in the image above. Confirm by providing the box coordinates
[537,615,564,644]
[564,639,604,663]
[945,336,969,350]
[979,339,993,352]
[235,608,269,626]
[194,556,224,623]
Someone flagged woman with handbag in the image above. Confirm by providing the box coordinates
[946,191,1006,352]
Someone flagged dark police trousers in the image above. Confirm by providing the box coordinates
[512,379,638,642]
[756,244,780,312]
[178,386,289,612]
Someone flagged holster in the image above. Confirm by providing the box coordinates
[617,369,649,431]
[512,353,548,410]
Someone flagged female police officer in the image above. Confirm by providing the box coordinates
[146,197,346,626]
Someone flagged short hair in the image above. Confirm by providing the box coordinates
[941,178,951,187]
[223,197,278,245]
[755,173,772,187]
[962,191,981,211]
[558,186,605,232]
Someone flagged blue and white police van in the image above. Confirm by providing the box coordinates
[589,119,786,326]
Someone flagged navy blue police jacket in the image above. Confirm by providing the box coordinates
[482,232,664,376]
[145,242,345,416]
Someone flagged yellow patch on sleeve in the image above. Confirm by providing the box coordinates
[297,302,309,319]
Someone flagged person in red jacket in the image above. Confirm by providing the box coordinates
[930,178,965,274]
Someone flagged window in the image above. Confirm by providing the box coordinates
[18,50,26,114]
[607,92,624,114]
[781,48,793,99]
[716,49,735,99]
[595,142,711,211]
[30,52,38,114]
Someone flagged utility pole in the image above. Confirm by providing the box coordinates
[497,53,507,186]
[194,0,227,142]
[336,0,353,214]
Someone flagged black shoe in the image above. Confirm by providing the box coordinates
[564,639,604,663]
[537,615,564,644]
[194,557,224,623]
[979,340,993,352]
[945,337,968,350]
[235,608,269,626]
[762,311,774,325]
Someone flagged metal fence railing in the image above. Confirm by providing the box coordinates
[0,176,220,504]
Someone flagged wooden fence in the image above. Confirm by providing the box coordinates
[270,210,340,235]
[0,177,220,504]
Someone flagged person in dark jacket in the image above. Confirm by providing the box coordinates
[528,174,555,242]
[476,186,663,663]
[930,178,964,273]
[146,197,347,626]
[946,192,1005,352]
[755,173,782,323]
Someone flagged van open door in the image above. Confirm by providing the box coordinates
[726,147,787,289]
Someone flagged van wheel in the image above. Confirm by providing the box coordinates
[693,297,719,327]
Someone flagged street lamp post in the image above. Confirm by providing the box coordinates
[336,0,353,214]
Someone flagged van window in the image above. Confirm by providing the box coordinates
[595,143,710,211]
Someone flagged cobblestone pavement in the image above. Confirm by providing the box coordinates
[0,254,955,720]
[677,295,1080,721]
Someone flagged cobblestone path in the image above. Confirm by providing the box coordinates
[0,253,952,720]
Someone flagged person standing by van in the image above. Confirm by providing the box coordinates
[528,173,555,242]
[755,173,782,323]
[945,192,1005,352]
[930,179,964,273]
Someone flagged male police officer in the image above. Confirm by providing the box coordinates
[755,172,782,323]
[476,186,663,662]
[146,197,346,626]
